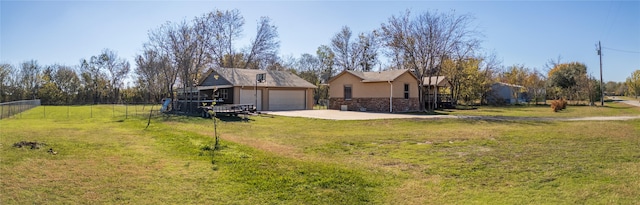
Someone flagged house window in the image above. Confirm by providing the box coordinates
[219,89,229,99]
[404,83,410,99]
[344,85,352,100]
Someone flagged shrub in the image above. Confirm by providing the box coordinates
[551,99,568,112]
[551,100,560,112]
[560,99,567,110]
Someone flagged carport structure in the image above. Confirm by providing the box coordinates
[197,68,316,111]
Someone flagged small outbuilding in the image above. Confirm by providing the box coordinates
[197,68,316,111]
[486,82,528,105]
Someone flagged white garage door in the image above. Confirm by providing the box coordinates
[239,89,262,110]
[269,90,305,111]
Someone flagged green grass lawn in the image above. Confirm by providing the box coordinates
[437,100,640,118]
[2,105,640,204]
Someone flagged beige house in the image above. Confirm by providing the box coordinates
[328,69,420,112]
[197,68,316,111]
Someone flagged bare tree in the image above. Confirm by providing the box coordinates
[91,49,130,103]
[146,24,181,102]
[200,9,244,68]
[477,52,501,103]
[135,49,172,103]
[19,60,42,100]
[331,26,356,71]
[317,45,335,83]
[244,17,280,69]
[0,63,13,102]
[79,58,109,103]
[381,10,477,111]
[168,21,199,89]
[544,55,563,73]
[353,31,380,71]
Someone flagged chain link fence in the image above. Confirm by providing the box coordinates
[0,100,163,120]
[0,100,41,119]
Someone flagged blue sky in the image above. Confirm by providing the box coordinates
[1,1,639,82]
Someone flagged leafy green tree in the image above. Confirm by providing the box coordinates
[499,65,530,104]
[524,70,546,104]
[53,65,81,104]
[37,66,64,105]
[441,57,483,104]
[626,70,640,98]
[546,62,587,100]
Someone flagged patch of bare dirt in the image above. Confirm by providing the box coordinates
[220,134,307,159]
[13,141,46,149]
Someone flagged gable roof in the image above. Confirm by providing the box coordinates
[328,69,417,83]
[199,68,316,88]
[422,76,451,87]
[493,82,525,88]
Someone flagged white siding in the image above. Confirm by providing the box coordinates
[269,90,305,110]
[239,89,262,110]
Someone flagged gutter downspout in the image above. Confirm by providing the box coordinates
[388,81,393,113]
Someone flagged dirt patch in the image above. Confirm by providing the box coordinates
[13,141,47,149]
[220,134,307,159]
[13,141,58,154]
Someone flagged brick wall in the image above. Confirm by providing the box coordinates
[329,97,419,112]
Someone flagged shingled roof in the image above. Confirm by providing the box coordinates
[198,68,316,88]
[423,76,451,87]
[329,69,417,83]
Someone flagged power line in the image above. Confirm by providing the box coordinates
[602,47,640,54]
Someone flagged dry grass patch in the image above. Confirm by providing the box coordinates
[3,106,640,204]
[441,100,640,118]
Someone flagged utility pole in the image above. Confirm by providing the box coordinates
[597,41,604,106]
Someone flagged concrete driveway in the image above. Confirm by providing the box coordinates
[266,110,457,120]
[621,100,640,107]
[266,108,640,121]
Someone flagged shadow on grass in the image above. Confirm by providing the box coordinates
[157,114,257,123]
[405,110,452,115]
[216,115,254,122]
[605,105,633,110]
[458,117,554,126]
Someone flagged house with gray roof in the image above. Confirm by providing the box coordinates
[197,68,316,111]
[327,69,452,112]
[328,69,419,112]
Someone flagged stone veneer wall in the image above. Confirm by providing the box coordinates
[329,98,419,112]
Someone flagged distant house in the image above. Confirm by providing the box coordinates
[328,69,419,112]
[486,82,528,105]
[196,68,316,111]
